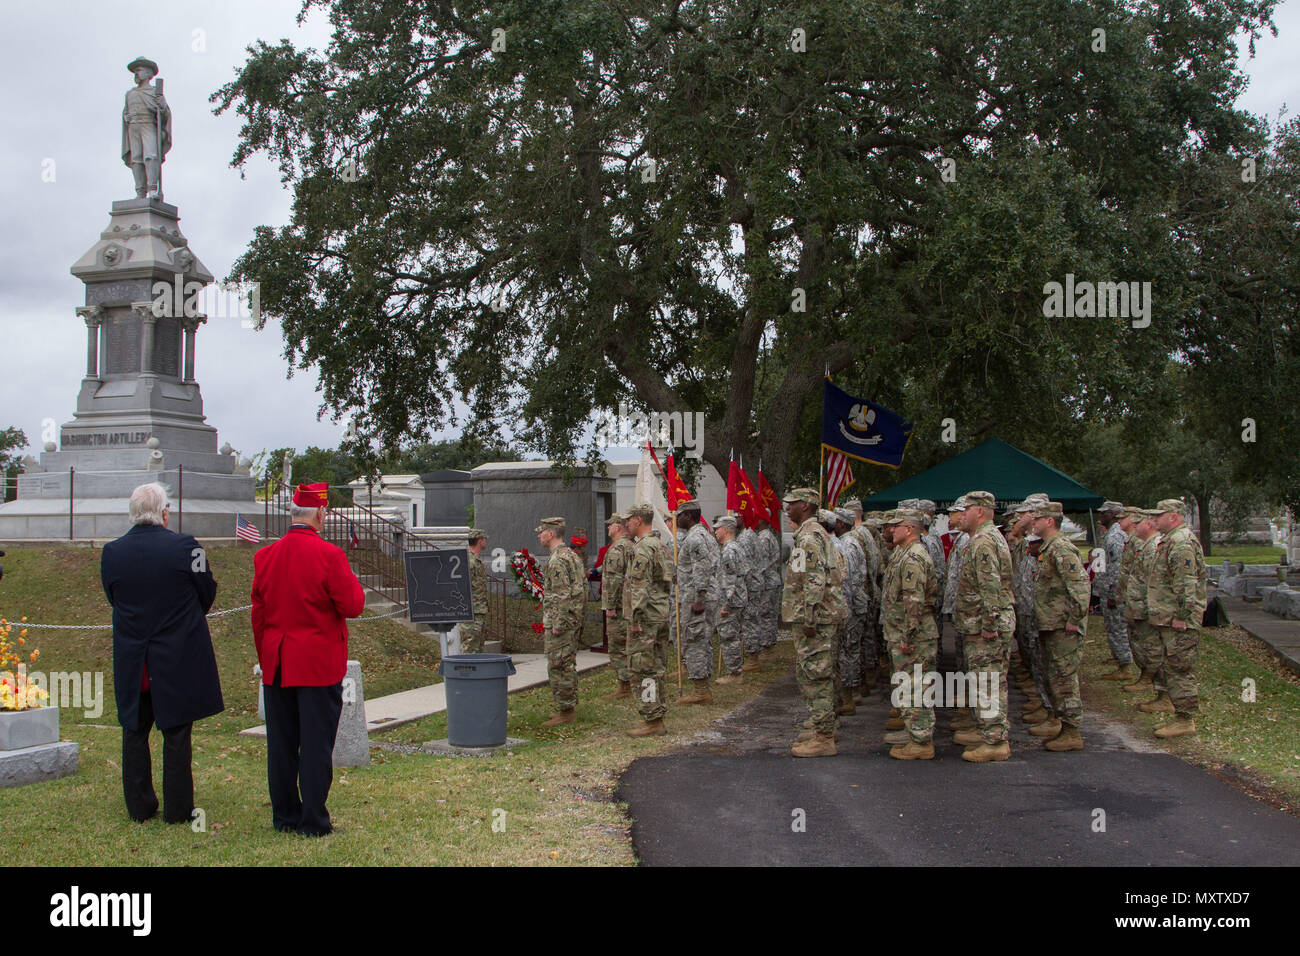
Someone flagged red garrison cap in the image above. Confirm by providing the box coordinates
[292,482,329,508]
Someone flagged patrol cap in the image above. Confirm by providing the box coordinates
[1140,508,1162,519]
[1154,498,1185,515]
[948,497,967,513]
[676,499,701,514]
[880,509,900,526]
[534,516,566,533]
[833,507,854,525]
[625,502,655,520]
[468,528,487,540]
[1121,506,1144,521]
[1014,493,1048,514]
[713,514,737,529]
[782,487,820,506]
[845,498,863,514]
[893,507,926,526]
[1034,501,1064,519]
[963,490,996,510]
[1099,500,1125,515]
[916,499,937,513]
[898,498,920,509]
[817,508,838,526]
[606,512,626,525]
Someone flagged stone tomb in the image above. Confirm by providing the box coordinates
[0,707,79,789]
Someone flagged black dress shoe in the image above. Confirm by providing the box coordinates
[129,808,158,823]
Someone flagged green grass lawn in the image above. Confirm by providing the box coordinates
[0,545,789,864]
[1079,614,1300,809]
[1205,545,1287,565]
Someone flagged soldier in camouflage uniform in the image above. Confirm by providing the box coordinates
[1009,495,1052,721]
[951,490,1016,762]
[1097,501,1136,681]
[846,499,881,693]
[459,529,490,654]
[1143,498,1207,737]
[713,515,748,682]
[675,500,720,705]
[833,508,867,715]
[1031,502,1092,751]
[755,517,783,656]
[736,513,764,671]
[1122,508,1164,697]
[600,513,636,700]
[622,502,674,736]
[943,498,970,670]
[537,517,586,726]
[783,488,840,757]
[1114,507,1147,688]
[914,500,947,637]
[882,507,939,759]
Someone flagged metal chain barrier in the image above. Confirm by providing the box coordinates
[9,603,409,630]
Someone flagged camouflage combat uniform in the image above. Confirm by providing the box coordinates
[757,526,782,649]
[542,543,586,712]
[624,530,674,721]
[676,521,720,680]
[738,526,763,654]
[944,530,970,667]
[953,518,1016,744]
[835,531,868,690]
[1146,523,1207,719]
[601,535,636,684]
[716,534,748,674]
[1012,539,1051,709]
[1100,522,1132,666]
[782,516,839,735]
[460,548,490,653]
[1124,531,1164,689]
[922,529,947,636]
[1034,533,1091,727]
[884,539,939,743]
[852,522,882,675]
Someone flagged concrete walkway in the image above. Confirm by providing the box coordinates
[1214,590,1300,675]
[240,650,608,739]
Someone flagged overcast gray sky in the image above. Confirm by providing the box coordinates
[1,0,1297,466]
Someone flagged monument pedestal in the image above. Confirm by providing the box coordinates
[0,197,255,540]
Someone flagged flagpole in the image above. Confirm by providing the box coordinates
[819,444,825,505]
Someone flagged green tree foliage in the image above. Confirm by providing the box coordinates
[0,426,26,503]
[214,0,1287,499]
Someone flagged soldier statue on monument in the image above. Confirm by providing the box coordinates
[121,57,172,200]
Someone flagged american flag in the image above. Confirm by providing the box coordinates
[348,522,360,549]
[825,450,854,508]
[235,513,261,543]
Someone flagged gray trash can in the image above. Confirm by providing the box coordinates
[438,654,518,747]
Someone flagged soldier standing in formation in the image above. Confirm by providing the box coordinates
[783,488,840,757]
[712,516,748,683]
[461,529,489,654]
[832,508,868,716]
[1143,499,1207,738]
[1031,501,1092,751]
[675,500,721,705]
[1008,495,1051,728]
[755,516,783,659]
[622,502,674,737]
[845,500,882,696]
[537,517,586,727]
[1122,508,1165,701]
[1097,501,1136,682]
[736,513,764,673]
[951,490,1016,763]
[881,507,939,760]
[600,513,635,701]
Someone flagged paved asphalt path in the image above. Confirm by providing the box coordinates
[618,655,1300,867]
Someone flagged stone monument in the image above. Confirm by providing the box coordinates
[0,57,254,540]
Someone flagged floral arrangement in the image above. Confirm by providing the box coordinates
[509,550,547,634]
[570,535,588,548]
[1,614,46,711]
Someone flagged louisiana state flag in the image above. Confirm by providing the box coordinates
[821,379,913,469]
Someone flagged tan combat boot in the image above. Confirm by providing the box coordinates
[792,732,838,757]
[835,688,857,716]
[1023,707,1050,725]
[677,679,713,705]
[540,709,576,728]
[602,680,632,700]
[742,652,762,672]
[889,706,901,718]
[884,717,905,731]
[715,672,744,685]
[961,740,1011,763]
[1103,664,1137,682]
[1028,718,1063,738]
[1154,717,1197,738]
[1138,693,1176,714]
[798,727,838,742]
[890,740,935,760]
[883,729,911,745]
[1023,697,1044,714]
[950,712,977,730]
[953,728,984,747]
[1044,724,1084,751]
[626,718,666,738]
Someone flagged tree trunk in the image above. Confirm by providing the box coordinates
[1196,495,1213,556]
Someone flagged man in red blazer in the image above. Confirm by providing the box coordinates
[252,482,366,836]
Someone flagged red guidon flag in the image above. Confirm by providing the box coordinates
[727,460,762,525]
[756,469,782,530]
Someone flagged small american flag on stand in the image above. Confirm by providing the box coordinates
[348,522,360,549]
[235,513,261,543]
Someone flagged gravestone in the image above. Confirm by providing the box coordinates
[0,708,79,789]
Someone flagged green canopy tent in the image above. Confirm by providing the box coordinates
[858,438,1105,512]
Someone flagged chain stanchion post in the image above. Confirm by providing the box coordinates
[69,467,74,541]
